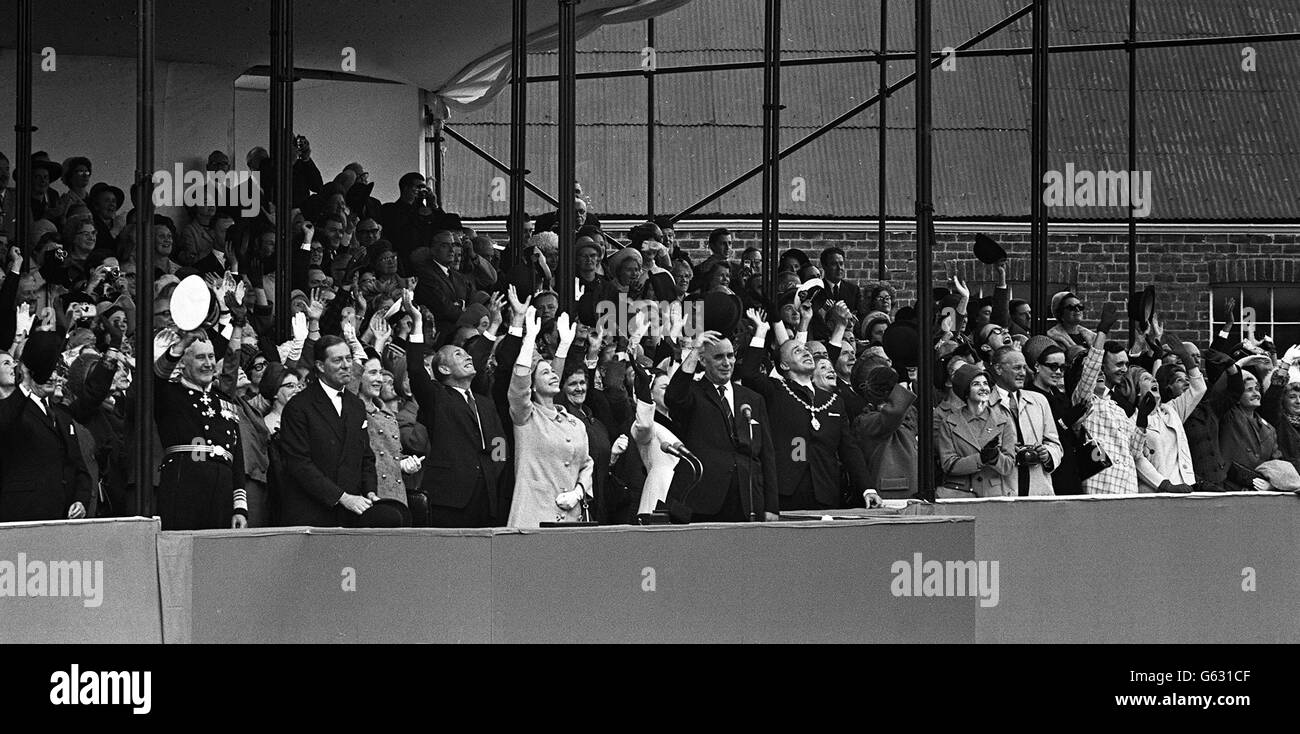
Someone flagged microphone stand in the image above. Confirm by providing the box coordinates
[741,405,757,522]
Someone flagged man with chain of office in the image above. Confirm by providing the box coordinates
[737,306,872,512]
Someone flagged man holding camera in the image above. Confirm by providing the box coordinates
[379,172,443,273]
[989,345,1062,496]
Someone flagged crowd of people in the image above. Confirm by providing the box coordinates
[0,142,1297,531]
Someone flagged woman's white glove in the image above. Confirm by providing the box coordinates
[555,489,583,512]
[555,312,577,358]
[611,434,630,459]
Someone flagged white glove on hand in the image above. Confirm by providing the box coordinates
[611,434,630,458]
[400,456,423,474]
[292,311,309,342]
[555,489,582,512]
[14,305,34,339]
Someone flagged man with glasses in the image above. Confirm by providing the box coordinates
[0,331,93,522]
[975,322,1014,366]
[1048,290,1097,351]
[989,346,1061,496]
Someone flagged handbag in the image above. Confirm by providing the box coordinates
[1071,405,1113,481]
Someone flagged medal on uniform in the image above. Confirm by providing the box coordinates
[810,416,821,431]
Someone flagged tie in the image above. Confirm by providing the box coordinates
[1010,392,1030,497]
[464,389,485,450]
[41,397,51,416]
[717,383,735,438]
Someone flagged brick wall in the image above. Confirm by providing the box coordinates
[664,228,1300,343]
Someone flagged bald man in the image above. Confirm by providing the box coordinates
[664,331,779,522]
[739,321,870,511]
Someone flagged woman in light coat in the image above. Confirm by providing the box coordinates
[935,363,1017,497]
[507,306,593,527]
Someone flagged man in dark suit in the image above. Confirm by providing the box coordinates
[412,229,476,344]
[408,341,507,527]
[810,246,864,340]
[0,331,93,523]
[276,335,382,527]
[739,312,871,511]
[664,331,779,522]
[378,172,442,273]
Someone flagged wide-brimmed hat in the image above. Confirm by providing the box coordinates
[29,155,62,180]
[88,182,125,209]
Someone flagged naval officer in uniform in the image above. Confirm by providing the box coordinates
[153,329,248,530]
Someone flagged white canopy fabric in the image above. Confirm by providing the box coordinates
[0,0,693,111]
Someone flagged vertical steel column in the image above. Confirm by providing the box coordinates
[14,0,34,257]
[646,18,656,220]
[877,0,888,281]
[1127,0,1138,325]
[1030,0,1050,334]
[509,0,528,268]
[431,114,445,208]
[134,0,156,517]
[557,0,579,309]
[271,0,294,342]
[760,0,783,301]
[914,0,935,501]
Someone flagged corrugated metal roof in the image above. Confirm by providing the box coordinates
[443,0,1300,220]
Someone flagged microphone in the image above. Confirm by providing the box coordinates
[660,442,698,462]
[739,404,757,522]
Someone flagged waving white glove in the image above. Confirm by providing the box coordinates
[14,305,34,339]
[1282,345,1300,365]
[292,311,309,342]
[555,489,583,512]
[555,312,577,357]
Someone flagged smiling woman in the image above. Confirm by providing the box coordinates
[506,304,592,528]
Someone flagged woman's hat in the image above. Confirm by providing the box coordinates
[88,182,125,209]
[951,362,986,401]
[605,246,642,276]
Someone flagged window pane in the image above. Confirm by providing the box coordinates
[1271,325,1300,353]
[1273,287,1300,323]
[1241,287,1272,325]
[1209,288,1240,341]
